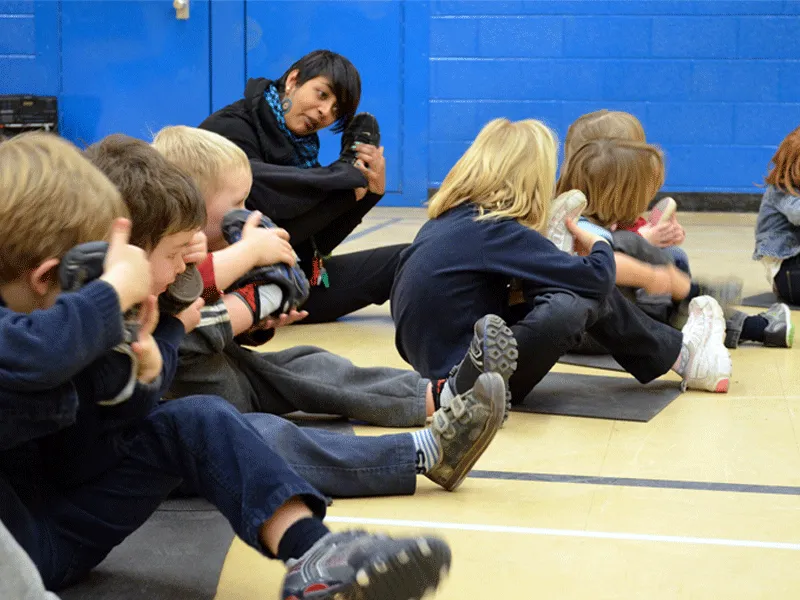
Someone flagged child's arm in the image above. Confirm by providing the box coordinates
[483,220,617,300]
[614,253,691,300]
[774,192,800,225]
[0,281,126,392]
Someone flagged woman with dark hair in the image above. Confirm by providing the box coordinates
[200,49,406,323]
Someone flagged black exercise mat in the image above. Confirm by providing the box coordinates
[61,499,232,600]
[741,291,800,310]
[513,371,682,422]
[557,353,625,372]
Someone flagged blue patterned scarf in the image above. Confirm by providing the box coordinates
[264,85,321,169]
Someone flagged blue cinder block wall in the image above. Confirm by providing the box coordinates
[2,0,799,203]
[428,0,800,196]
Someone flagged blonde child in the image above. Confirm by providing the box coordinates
[754,125,800,310]
[562,137,792,348]
[391,118,732,401]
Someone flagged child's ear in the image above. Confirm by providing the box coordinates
[29,258,61,297]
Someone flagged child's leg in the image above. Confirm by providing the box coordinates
[0,519,59,600]
[249,346,430,426]
[664,245,691,275]
[774,254,800,305]
[506,290,601,401]
[244,370,506,495]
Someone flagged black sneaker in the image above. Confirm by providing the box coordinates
[281,530,451,600]
[338,113,380,166]
[447,314,518,423]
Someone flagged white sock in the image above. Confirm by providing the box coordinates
[257,284,284,318]
[438,380,457,409]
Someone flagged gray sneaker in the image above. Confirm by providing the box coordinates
[761,302,794,348]
[447,314,518,424]
[426,372,506,492]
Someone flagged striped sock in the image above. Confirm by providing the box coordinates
[410,429,441,474]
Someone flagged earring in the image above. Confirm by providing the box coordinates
[281,92,293,113]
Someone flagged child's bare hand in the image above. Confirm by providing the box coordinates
[101,218,151,311]
[183,231,208,264]
[566,219,610,256]
[175,297,205,333]
[640,222,676,248]
[241,211,296,267]
[130,295,163,384]
[260,309,308,330]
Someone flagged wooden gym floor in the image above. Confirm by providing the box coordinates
[215,209,800,600]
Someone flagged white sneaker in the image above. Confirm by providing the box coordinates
[680,296,731,393]
[648,196,677,226]
[547,189,588,253]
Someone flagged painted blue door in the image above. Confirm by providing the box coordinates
[59,0,212,144]
[243,0,429,206]
[0,1,60,97]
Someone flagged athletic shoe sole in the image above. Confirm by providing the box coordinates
[306,537,451,600]
[477,314,519,423]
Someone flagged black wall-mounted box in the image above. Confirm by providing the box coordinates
[0,95,58,137]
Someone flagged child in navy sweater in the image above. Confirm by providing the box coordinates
[391,118,732,405]
[0,133,450,600]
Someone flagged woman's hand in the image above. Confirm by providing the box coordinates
[353,144,386,196]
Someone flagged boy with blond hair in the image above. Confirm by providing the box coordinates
[153,124,512,497]
[1,132,451,600]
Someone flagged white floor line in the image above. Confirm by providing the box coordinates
[325,516,800,551]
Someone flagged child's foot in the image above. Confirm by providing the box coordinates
[282,530,451,600]
[444,314,518,423]
[761,302,794,348]
[678,296,731,393]
[547,189,588,253]
[419,372,506,491]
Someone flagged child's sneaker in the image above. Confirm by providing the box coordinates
[680,296,731,393]
[338,113,380,166]
[447,314,518,423]
[761,302,794,348]
[547,189,588,253]
[426,372,506,491]
[648,196,677,226]
[281,530,451,600]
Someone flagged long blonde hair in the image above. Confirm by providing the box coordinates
[427,118,557,232]
[563,110,645,169]
[557,138,664,229]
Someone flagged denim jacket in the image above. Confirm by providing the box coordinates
[753,185,800,262]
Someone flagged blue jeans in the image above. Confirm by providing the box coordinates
[664,245,691,275]
[0,396,327,591]
[243,412,417,498]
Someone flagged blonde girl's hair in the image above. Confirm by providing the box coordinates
[563,109,646,168]
[765,125,800,195]
[557,138,665,229]
[427,118,557,232]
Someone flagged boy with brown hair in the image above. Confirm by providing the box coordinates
[0,132,451,600]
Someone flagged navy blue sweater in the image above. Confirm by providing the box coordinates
[0,281,185,487]
[390,204,616,379]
